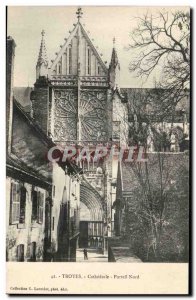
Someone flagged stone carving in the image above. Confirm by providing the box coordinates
[79,90,108,141]
[54,89,77,141]
[53,89,108,142]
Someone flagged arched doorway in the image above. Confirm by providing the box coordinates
[79,181,104,250]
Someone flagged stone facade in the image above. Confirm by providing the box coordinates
[6,36,81,262]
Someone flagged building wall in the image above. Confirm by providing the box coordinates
[50,163,66,253]
[6,177,47,262]
[50,163,80,259]
[6,37,16,153]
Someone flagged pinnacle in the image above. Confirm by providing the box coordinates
[37,30,48,66]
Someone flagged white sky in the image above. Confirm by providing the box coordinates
[7,6,187,88]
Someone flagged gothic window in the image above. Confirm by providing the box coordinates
[17,244,24,262]
[10,182,26,225]
[58,64,61,74]
[97,65,100,75]
[54,89,108,141]
[87,48,91,75]
[68,47,72,74]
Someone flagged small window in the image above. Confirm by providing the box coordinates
[17,244,24,262]
[97,65,100,75]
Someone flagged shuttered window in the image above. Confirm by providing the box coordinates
[32,190,38,221]
[32,190,44,223]
[10,182,20,224]
[19,187,26,224]
[38,192,44,224]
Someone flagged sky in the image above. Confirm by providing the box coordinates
[7,6,186,88]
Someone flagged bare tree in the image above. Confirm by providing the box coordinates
[122,152,189,261]
[129,10,190,94]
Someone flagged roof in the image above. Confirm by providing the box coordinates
[13,98,55,147]
[8,99,81,178]
[13,87,33,107]
[7,153,52,189]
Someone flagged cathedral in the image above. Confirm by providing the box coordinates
[6,7,189,262]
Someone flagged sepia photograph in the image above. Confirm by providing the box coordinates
[6,5,190,294]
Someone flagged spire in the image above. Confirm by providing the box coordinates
[110,37,120,70]
[109,37,120,90]
[36,30,48,79]
[76,7,83,22]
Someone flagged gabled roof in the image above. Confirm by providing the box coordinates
[48,8,108,77]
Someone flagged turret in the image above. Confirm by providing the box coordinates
[109,38,120,90]
[36,30,48,79]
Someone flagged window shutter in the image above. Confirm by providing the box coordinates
[32,190,38,221]
[10,182,20,224]
[38,192,44,224]
[19,187,26,224]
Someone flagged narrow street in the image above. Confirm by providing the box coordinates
[76,248,108,262]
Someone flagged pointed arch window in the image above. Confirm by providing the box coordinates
[97,65,100,75]
[87,48,91,75]
[68,46,72,75]
[58,64,61,74]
